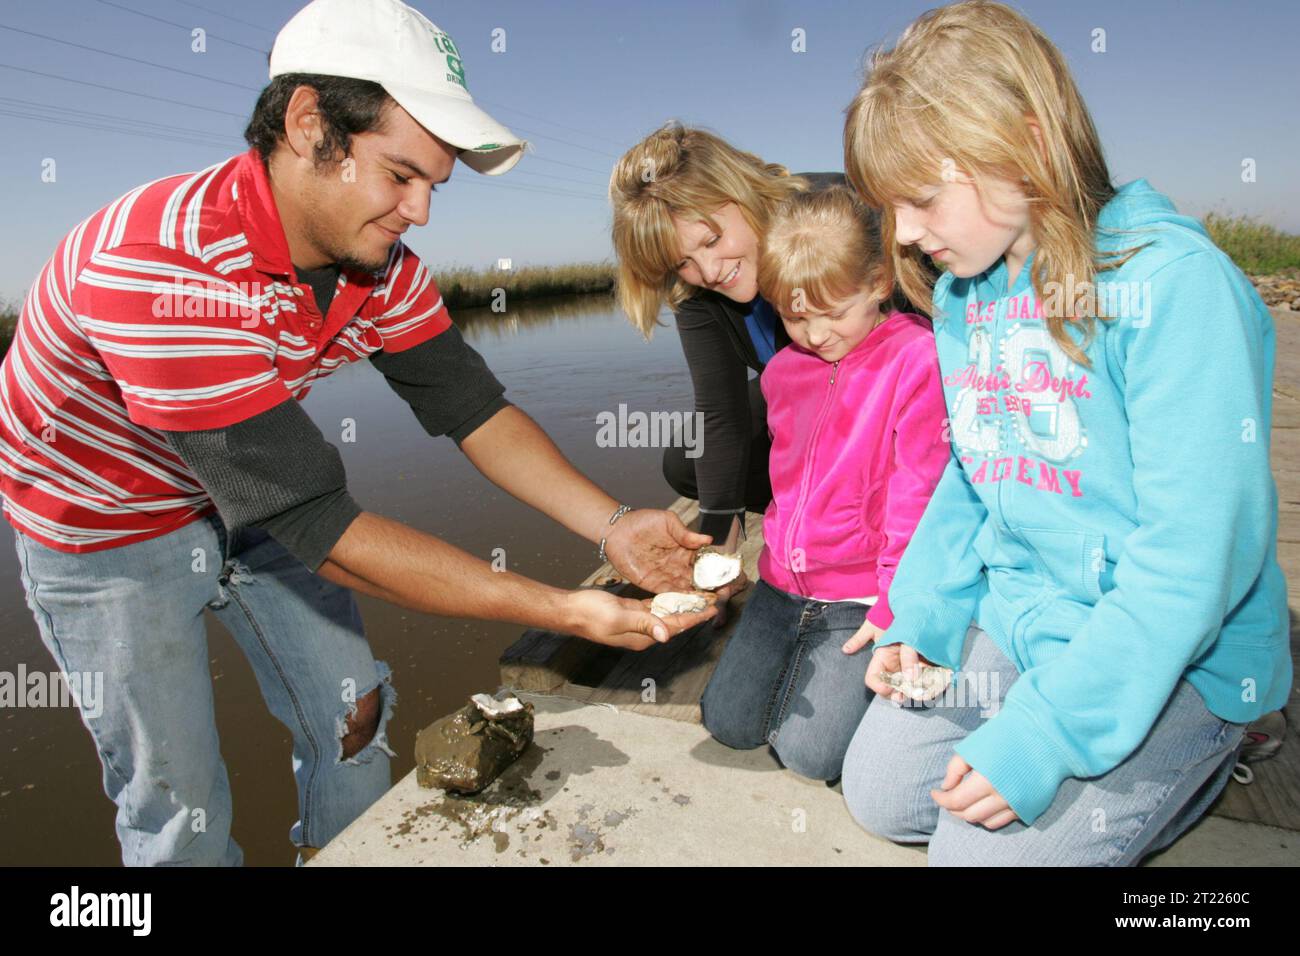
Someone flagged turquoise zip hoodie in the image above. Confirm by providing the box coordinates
[878,179,1292,825]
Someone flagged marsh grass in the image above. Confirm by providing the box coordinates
[437,261,615,310]
[0,300,15,358]
[1203,213,1300,276]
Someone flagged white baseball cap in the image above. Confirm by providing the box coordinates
[269,0,526,175]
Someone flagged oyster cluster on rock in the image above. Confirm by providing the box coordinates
[415,692,534,794]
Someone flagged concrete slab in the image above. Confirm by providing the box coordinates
[311,693,925,866]
[312,692,1298,866]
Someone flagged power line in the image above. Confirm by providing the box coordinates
[83,5,627,159]
[474,97,632,150]
[0,95,237,144]
[6,11,625,186]
[495,122,619,159]
[0,107,237,150]
[0,77,618,200]
[156,6,621,158]
[6,19,620,163]
[0,24,261,91]
[1,94,606,193]
[526,155,614,177]
[89,0,269,55]
[509,168,607,189]
[0,64,248,118]
[171,0,275,35]
[452,178,606,203]
[3,105,609,203]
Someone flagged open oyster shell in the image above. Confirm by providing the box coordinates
[693,547,742,591]
[650,591,711,618]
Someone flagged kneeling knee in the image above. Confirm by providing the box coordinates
[842,774,925,843]
[771,734,842,782]
[700,698,763,752]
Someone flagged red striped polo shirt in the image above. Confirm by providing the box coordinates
[0,148,451,552]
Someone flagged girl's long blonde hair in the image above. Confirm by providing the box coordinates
[844,0,1132,366]
[610,122,810,337]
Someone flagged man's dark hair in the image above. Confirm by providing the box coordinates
[244,73,393,166]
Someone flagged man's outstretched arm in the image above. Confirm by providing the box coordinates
[459,404,741,598]
[315,510,699,649]
[163,401,717,650]
[373,330,731,596]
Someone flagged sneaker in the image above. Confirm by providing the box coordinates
[1240,710,1287,764]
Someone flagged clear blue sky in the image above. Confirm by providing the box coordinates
[1,0,1297,301]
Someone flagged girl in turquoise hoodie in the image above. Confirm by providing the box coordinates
[837,0,1291,865]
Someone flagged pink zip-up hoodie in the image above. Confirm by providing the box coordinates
[757,310,950,629]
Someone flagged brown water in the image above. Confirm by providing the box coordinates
[0,294,697,866]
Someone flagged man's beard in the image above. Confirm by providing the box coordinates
[301,182,394,274]
[335,246,393,275]
[302,217,393,274]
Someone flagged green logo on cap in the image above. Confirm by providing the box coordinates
[434,31,467,90]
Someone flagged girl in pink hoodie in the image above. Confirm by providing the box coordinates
[699,186,950,780]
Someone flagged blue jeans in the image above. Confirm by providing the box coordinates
[700,579,876,780]
[842,625,1248,865]
[13,513,396,866]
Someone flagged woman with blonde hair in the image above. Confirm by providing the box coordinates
[609,122,846,552]
[838,0,1289,866]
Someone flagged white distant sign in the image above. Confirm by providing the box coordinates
[497,258,513,271]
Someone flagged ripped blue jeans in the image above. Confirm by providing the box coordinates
[12,512,396,866]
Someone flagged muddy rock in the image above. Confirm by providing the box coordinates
[415,693,534,794]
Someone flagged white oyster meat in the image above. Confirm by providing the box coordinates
[879,664,954,702]
[650,591,711,618]
[693,548,742,590]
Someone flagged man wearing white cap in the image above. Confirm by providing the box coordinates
[0,0,733,866]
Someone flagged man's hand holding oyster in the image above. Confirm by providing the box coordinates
[586,507,748,649]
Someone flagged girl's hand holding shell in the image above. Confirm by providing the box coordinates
[865,641,943,703]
